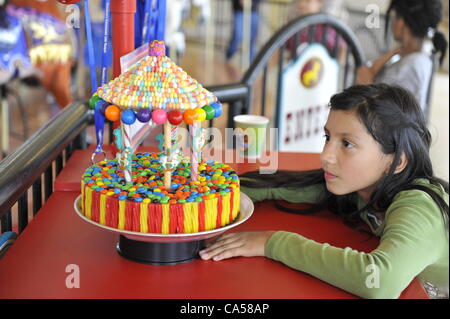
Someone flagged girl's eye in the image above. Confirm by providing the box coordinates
[343,140,355,148]
[323,134,330,142]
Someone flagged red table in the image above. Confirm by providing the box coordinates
[0,148,427,299]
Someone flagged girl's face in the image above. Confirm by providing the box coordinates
[320,109,394,202]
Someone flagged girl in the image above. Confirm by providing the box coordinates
[356,0,448,113]
[199,84,449,299]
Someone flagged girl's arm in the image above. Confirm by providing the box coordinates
[201,189,446,299]
[356,47,401,85]
[241,182,326,204]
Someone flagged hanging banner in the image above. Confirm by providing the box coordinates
[278,43,339,153]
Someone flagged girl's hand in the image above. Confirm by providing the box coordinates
[199,231,276,261]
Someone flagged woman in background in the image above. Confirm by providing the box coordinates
[356,0,447,113]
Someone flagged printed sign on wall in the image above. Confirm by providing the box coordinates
[278,43,339,153]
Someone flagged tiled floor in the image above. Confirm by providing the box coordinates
[1,42,449,181]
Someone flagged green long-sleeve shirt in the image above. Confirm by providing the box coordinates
[241,178,449,299]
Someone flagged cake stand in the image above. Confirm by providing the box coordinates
[74,193,254,265]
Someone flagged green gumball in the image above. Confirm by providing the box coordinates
[202,105,215,120]
[89,95,101,110]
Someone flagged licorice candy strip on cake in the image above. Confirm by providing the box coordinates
[154,204,163,234]
[221,192,231,227]
[204,197,218,231]
[131,201,141,232]
[181,202,191,233]
[125,201,134,231]
[161,204,170,234]
[139,200,149,233]
[169,203,178,233]
[229,190,234,223]
[118,200,126,230]
[85,187,93,219]
[198,201,206,232]
[216,195,223,229]
[189,202,199,233]
[175,203,184,233]
[106,195,119,228]
[99,194,107,225]
[147,204,157,233]
[233,188,240,219]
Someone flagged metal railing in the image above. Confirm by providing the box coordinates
[208,14,364,129]
[0,101,91,234]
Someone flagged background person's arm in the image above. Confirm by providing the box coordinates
[356,47,401,85]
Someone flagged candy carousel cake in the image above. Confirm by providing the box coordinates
[81,40,240,234]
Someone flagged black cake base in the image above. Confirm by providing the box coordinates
[116,235,205,265]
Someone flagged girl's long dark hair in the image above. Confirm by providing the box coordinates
[385,0,448,66]
[241,84,449,231]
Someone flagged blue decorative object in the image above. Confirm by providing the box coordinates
[211,102,223,118]
[0,9,31,78]
[121,109,137,125]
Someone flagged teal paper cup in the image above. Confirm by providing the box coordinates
[234,115,269,158]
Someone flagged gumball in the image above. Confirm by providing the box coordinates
[105,105,121,121]
[121,109,137,125]
[57,0,80,4]
[195,108,206,122]
[183,109,197,125]
[202,105,215,120]
[89,95,100,110]
[211,102,223,118]
[152,109,167,124]
[136,108,152,123]
[168,110,183,125]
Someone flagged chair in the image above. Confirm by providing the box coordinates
[0,231,18,258]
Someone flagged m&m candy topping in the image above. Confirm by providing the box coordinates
[82,153,239,204]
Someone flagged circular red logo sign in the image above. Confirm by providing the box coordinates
[300,57,324,88]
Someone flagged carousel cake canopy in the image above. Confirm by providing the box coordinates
[89,40,222,126]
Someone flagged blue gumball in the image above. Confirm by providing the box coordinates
[121,109,137,125]
[211,102,222,118]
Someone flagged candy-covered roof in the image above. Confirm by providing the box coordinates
[96,40,217,110]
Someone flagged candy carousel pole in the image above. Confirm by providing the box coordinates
[190,121,199,182]
[121,122,133,183]
[163,121,172,189]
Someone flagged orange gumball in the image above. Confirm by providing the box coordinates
[105,105,121,121]
[183,109,197,125]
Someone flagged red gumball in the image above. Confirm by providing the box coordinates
[57,0,80,4]
[168,110,183,125]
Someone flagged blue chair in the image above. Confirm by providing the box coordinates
[0,231,18,258]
